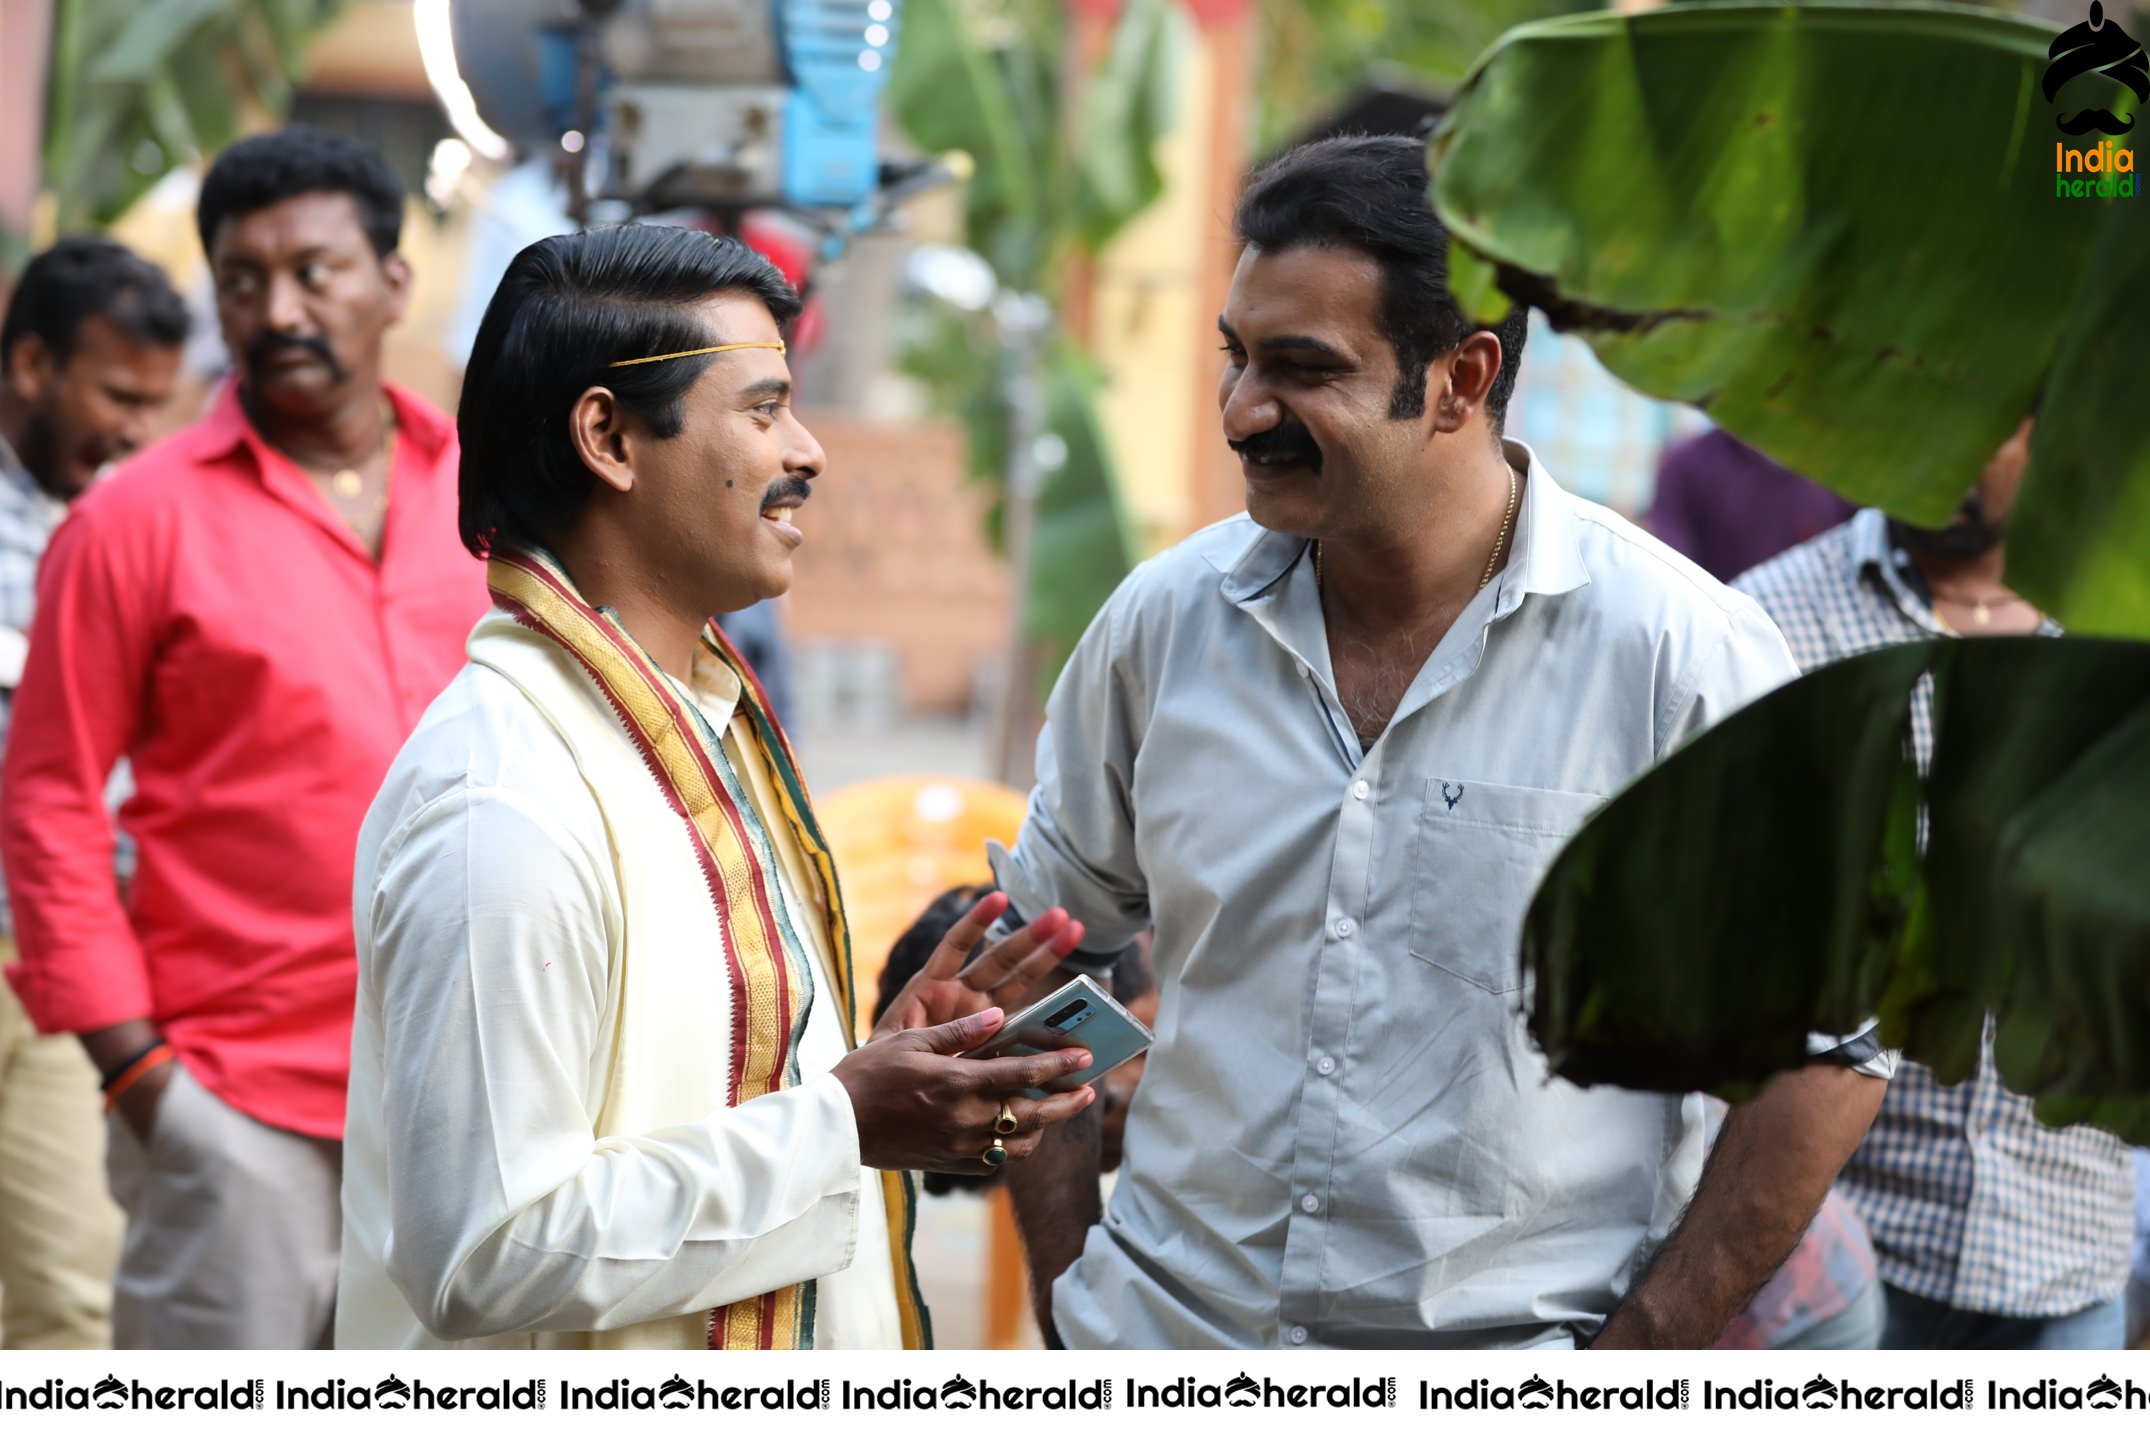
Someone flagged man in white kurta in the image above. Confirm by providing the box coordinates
[340,610,902,1349]
[339,224,1094,1351]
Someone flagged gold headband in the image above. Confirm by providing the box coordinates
[607,340,787,369]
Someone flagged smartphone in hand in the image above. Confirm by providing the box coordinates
[962,974,1155,1096]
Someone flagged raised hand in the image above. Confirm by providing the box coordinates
[873,890,1086,1039]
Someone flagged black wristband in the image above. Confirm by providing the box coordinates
[98,1038,168,1092]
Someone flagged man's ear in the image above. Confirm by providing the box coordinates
[379,251,414,327]
[5,333,55,406]
[1431,330,1505,437]
[568,387,636,496]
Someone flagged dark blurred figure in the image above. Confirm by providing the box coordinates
[0,236,187,1350]
[875,885,1152,1193]
[1649,428,1854,582]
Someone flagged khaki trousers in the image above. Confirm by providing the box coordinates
[0,968,122,1349]
[104,1062,341,1349]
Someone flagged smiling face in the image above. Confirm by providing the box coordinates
[5,314,181,500]
[600,292,827,616]
[209,190,409,422]
[1217,244,1454,545]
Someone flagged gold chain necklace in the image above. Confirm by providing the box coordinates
[1928,587,2031,630]
[325,400,397,501]
[1314,464,1519,596]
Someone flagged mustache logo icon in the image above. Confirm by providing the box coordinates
[2059,107,2136,134]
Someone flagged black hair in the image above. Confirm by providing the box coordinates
[456,224,801,558]
[196,125,405,259]
[1,236,190,376]
[1233,133,1528,429]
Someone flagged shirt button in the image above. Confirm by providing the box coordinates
[1333,916,1355,939]
[1288,1325,1309,1345]
[1351,779,1370,801]
[1315,1055,1337,1076]
[1299,1193,1321,1215]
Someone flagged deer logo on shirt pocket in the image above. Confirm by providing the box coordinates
[1406,778,1604,995]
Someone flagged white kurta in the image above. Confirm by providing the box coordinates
[338,613,900,1349]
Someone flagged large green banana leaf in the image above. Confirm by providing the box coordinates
[44,0,344,230]
[1430,2,2150,639]
[1523,638,2150,1140]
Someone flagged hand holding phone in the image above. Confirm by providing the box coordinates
[961,974,1154,1097]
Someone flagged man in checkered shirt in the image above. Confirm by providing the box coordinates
[1735,417,2135,1349]
[0,236,187,1348]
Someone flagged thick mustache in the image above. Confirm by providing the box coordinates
[760,474,812,510]
[2059,107,2135,134]
[246,332,345,379]
[1228,421,1323,472]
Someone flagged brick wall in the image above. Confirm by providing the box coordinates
[785,413,1010,715]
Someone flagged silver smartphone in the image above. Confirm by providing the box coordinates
[961,973,1154,1097]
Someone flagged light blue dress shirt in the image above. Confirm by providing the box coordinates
[992,441,1801,1349]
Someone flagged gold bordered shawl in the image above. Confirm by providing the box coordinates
[488,548,931,1350]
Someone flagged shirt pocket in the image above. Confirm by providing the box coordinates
[1405,778,1604,995]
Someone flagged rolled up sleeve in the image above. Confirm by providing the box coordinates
[989,589,1151,958]
[366,784,863,1341]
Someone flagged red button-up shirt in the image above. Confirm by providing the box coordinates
[1,383,489,1138]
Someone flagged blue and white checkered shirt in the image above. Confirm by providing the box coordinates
[1736,509,2135,1318]
[0,434,70,938]
[1503,311,1710,519]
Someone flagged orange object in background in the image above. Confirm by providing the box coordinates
[814,775,1031,1042]
[815,774,1037,1347]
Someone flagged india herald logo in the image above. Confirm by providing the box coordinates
[2045,2,2148,135]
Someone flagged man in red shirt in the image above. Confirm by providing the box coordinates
[0,127,489,1349]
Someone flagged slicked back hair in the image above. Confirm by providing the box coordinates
[1234,134,1528,430]
[457,224,801,558]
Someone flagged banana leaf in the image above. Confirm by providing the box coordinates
[1523,638,2150,1140]
[889,0,1173,683]
[1071,0,1183,252]
[1523,643,1930,1099]
[886,0,1045,279]
[1430,2,2150,639]
[43,0,342,229]
[1024,344,1140,689]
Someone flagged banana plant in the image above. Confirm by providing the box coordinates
[1427,2,2150,1136]
[43,0,345,231]
[887,0,1176,686]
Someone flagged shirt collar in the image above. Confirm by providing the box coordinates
[0,430,71,535]
[1848,504,1948,635]
[1216,436,1593,608]
[1845,505,2062,637]
[1494,437,1591,606]
[191,377,457,470]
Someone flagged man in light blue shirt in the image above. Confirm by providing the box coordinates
[989,136,1888,1350]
